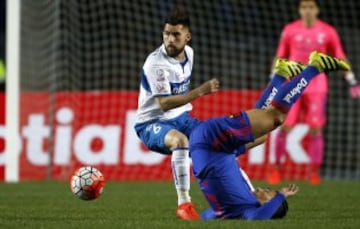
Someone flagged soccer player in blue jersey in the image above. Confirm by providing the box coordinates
[190,51,351,220]
[134,6,219,219]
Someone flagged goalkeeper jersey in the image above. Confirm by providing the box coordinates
[276,19,345,94]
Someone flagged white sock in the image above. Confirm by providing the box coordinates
[171,148,191,205]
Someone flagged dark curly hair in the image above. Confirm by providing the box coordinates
[298,0,320,7]
[164,5,190,28]
[272,199,289,219]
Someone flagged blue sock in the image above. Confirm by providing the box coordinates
[271,66,320,112]
[254,74,287,109]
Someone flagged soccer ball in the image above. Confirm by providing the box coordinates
[70,166,105,200]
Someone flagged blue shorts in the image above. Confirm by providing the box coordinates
[134,112,200,154]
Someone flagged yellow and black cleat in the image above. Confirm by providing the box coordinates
[308,51,351,72]
[274,59,306,80]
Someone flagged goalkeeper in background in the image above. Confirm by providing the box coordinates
[268,0,360,185]
[134,6,219,220]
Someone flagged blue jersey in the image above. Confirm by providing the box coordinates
[190,112,286,220]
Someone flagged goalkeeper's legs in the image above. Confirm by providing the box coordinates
[303,92,327,184]
[308,130,324,184]
[268,101,301,184]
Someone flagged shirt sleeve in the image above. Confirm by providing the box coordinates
[142,66,172,96]
[276,26,291,58]
[243,193,286,220]
[327,27,346,59]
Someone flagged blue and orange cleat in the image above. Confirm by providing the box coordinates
[176,202,200,220]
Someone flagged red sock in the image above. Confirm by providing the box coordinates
[308,133,324,173]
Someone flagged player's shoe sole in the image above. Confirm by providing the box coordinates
[176,202,200,220]
[274,59,306,80]
[308,51,351,72]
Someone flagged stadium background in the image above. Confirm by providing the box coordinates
[0,0,359,181]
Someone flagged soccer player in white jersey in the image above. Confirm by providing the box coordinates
[134,6,219,220]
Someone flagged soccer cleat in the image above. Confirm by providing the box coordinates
[267,167,282,185]
[308,51,351,72]
[274,59,306,80]
[176,202,200,220]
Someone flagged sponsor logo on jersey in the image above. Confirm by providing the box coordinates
[156,69,166,82]
[171,78,191,94]
[295,35,303,42]
[155,83,168,93]
[317,33,325,44]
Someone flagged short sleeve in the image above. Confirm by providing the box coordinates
[142,66,172,96]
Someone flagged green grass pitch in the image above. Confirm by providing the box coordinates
[0,181,359,229]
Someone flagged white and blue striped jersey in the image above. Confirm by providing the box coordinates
[136,44,194,123]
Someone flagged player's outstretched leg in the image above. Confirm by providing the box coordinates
[271,52,351,114]
[255,59,306,109]
[255,59,305,184]
[247,52,351,139]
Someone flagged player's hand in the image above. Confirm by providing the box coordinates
[197,78,220,96]
[349,84,360,99]
[279,184,299,198]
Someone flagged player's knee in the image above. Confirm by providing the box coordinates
[164,130,189,150]
[169,135,189,149]
[267,108,285,128]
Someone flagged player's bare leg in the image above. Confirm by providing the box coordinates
[271,125,323,185]
[165,129,199,220]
